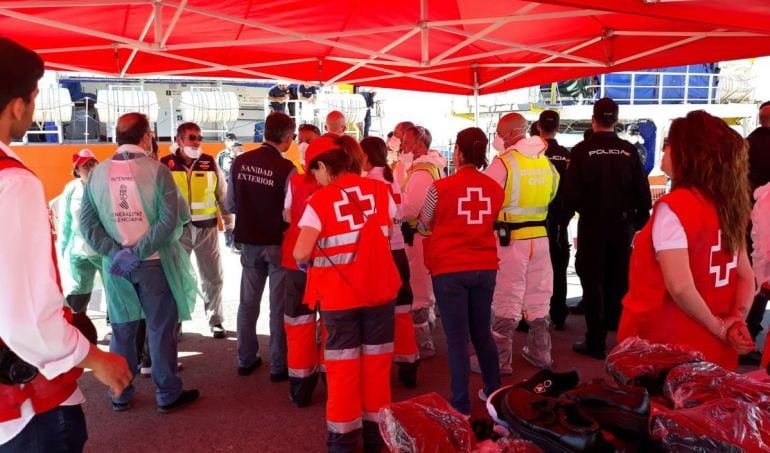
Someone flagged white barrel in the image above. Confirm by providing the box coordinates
[179,90,239,123]
[33,86,73,123]
[95,89,159,123]
[317,93,368,124]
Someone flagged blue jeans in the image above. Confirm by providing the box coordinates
[0,405,87,452]
[109,260,182,406]
[237,244,288,374]
[433,270,500,415]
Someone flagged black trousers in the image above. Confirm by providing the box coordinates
[547,218,571,326]
[575,216,634,351]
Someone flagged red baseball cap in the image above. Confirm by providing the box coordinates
[72,148,97,167]
[304,135,338,169]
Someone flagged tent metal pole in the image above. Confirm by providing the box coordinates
[473,64,480,127]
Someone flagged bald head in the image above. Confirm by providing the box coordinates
[325,110,346,135]
[496,113,528,149]
[116,112,150,146]
[394,121,415,140]
[760,105,770,128]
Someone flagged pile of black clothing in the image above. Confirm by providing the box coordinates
[488,337,770,452]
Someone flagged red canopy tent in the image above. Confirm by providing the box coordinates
[1,0,769,95]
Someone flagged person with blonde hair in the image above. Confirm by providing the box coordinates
[618,110,755,370]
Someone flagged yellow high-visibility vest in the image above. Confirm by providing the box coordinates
[402,161,442,235]
[498,150,559,240]
[171,165,218,223]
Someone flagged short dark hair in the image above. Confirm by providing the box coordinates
[264,112,296,143]
[455,127,488,169]
[176,122,200,138]
[0,38,45,113]
[593,97,619,128]
[116,113,150,146]
[405,126,432,148]
[298,123,320,135]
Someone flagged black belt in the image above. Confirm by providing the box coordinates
[494,220,547,231]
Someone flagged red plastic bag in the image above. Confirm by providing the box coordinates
[606,337,704,394]
[651,399,770,452]
[664,362,770,409]
[379,393,474,453]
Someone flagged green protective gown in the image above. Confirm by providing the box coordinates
[79,148,197,324]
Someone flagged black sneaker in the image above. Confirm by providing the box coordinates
[572,341,606,360]
[157,389,200,414]
[515,369,580,397]
[111,401,131,412]
[237,356,263,376]
[210,324,226,339]
[270,370,289,382]
[738,350,762,366]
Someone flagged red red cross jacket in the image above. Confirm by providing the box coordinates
[619,188,740,369]
[303,174,399,310]
[423,167,504,277]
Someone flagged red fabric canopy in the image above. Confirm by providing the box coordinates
[2,0,770,95]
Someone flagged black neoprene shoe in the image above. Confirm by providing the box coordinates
[563,381,650,440]
[501,388,612,453]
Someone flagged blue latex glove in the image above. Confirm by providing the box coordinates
[296,260,311,273]
[225,228,234,248]
[110,248,140,277]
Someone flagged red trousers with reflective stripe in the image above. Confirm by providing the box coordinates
[322,301,395,434]
[285,269,325,378]
[392,249,419,364]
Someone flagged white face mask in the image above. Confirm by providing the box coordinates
[184,146,202,159]
[492,133,506,153]
[387,136,401,153]
[298,142,310,166]
[225,140,235,149]
[400,152,414,168]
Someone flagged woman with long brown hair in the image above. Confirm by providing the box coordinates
[618,110,755,370]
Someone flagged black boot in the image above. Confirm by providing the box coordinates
[397,361,419,388]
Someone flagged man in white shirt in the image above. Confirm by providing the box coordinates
[0,37,130,451]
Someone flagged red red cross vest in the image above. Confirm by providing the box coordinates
[281,173,321,270]
[304,174,399,310]
[423,167,504,277]
[619,188,739,369]
[0,149,82,422]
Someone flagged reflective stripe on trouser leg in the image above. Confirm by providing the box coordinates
[411,307,435,359]
[285,270,319,379]
[492,316,516,374]
[391,249,418,364]
[393,306,419,363]
[322,307,364,441]
[362,302,395,426]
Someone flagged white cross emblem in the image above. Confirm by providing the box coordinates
[457,187,491,225]
[709,230,737,288]
[333,186,375,230]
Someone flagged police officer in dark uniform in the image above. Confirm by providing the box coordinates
[225,112,298,381]
[538,110,571,331]
[563,98,651,359]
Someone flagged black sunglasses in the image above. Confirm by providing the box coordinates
[184,134,204,141]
